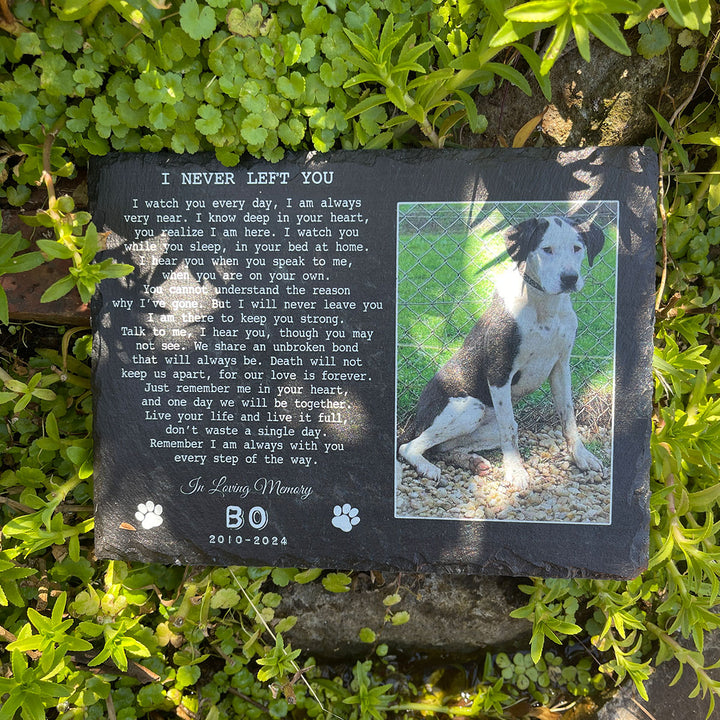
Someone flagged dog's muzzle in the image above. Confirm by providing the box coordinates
[560,272,579,292]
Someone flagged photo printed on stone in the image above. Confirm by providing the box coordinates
[396,201,618,525]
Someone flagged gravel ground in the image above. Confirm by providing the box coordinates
[395,424,612,524]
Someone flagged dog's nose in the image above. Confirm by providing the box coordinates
[560,273,578,291]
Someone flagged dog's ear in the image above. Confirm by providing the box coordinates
[576,222,605,266]
[505,218,549,264]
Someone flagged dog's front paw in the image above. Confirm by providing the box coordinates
[572,444,604,473]
[407,455,443,482]
[399,442,443,482]
[503,462,530,492]
[421,462,443,482]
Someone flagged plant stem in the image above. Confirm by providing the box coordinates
[646,621,719,695]
[691,149,720,208]
[390,702,478,716]
[41,118,67,206]
[52,474,83,503]
[0,0,27,35]
[404,92,441,147]
[656,155,668,312]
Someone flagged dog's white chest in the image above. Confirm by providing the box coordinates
[510,304,576,398]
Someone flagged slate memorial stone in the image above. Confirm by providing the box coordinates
[90,148,657,577]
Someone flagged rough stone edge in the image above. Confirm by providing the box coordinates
[277,573,531,660]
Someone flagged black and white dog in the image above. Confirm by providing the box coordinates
[398,216,606,491]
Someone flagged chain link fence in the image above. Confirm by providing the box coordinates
[396,201,619,431]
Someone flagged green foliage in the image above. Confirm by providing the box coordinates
[637,18,672,58]
[496,649,605,702]
[256,635,302,683]
[497,0,637,72]
[0,217,44,324]
[344,661,396,720]
[0,0,704,304]
[321,571,352,592]
[343,13,495,148]
[512,582,581,659]
[0,126,132,308]
[1,1,720,719]
[179,0,218,40]
[0,647,71,720]
[663,0,712,34]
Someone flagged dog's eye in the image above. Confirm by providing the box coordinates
[573,245,582,253]
[542,247,553,255]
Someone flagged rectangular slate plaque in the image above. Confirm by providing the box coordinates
[90,147,657,577]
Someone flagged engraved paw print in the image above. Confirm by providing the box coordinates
[332,504,359,533]
[135,501,163,529]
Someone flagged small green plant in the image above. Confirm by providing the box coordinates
[344,660,396,720]
[509,579,583,664]
[0,217,44,324]
[16,141,133,306]
[496,648,606,703]
[0,648,71,720]
[496,0,636,72]
[256,635,302,685]
[343,13,494,148]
